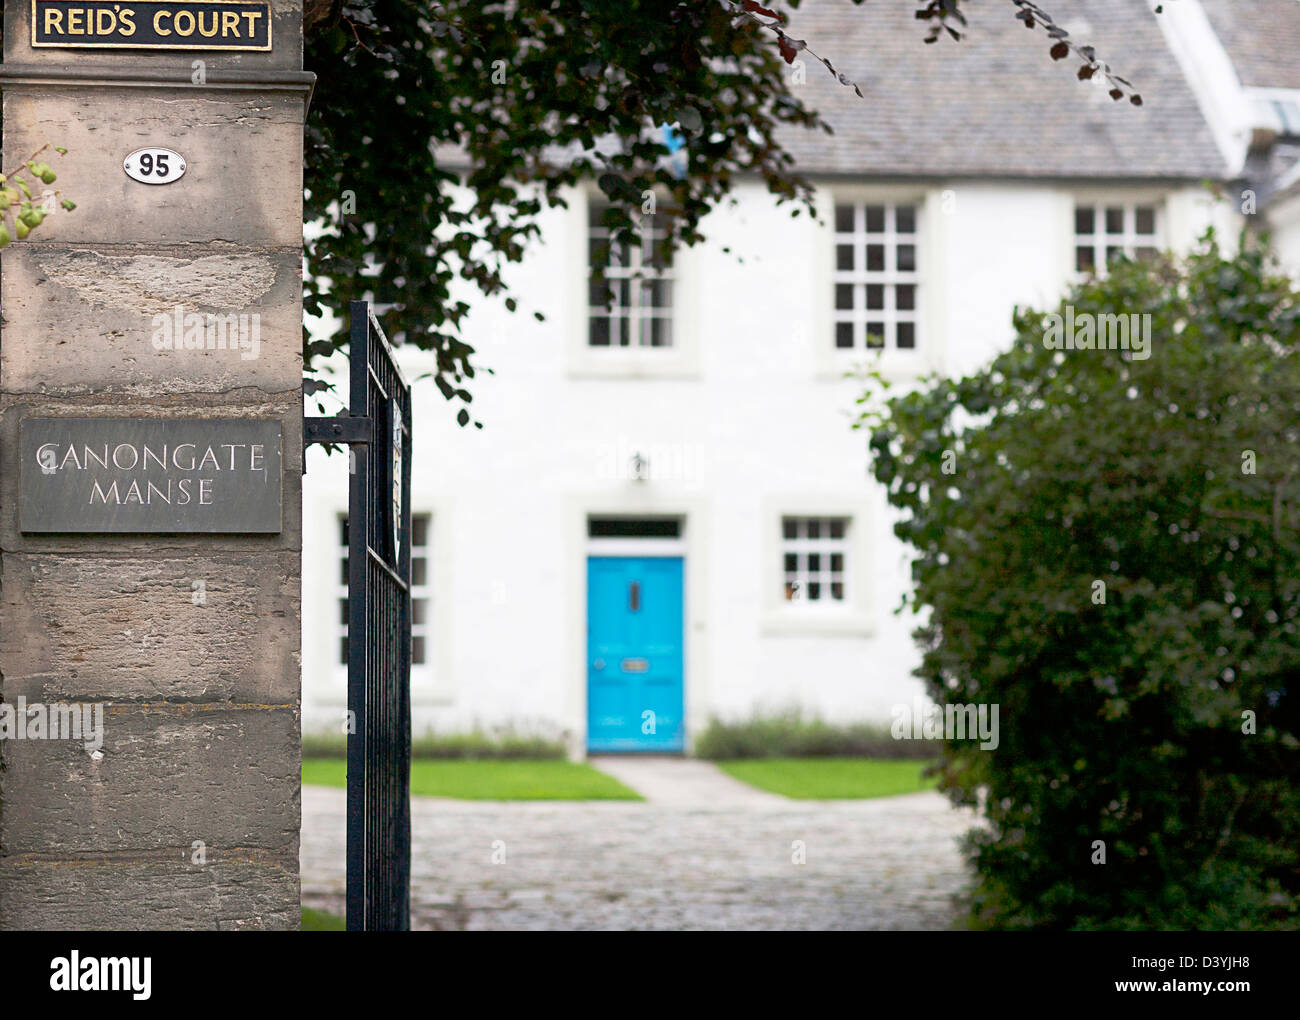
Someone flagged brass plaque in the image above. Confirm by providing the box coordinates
[32,0,272,51]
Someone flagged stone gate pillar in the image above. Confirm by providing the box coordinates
[0,0,311,929]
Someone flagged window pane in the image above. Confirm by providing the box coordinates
[339,636,349,665]
[1135,246,1158,261]
[412,515,429,548]
[896,284,915,310]
[412,635,426,665]
[897,322,916,349]
[866,283,884,310]
[867,244,885,271]
[616,316,630,347]
[1075,246,1095,272]
[834,204,854,233]
[1074,206,1095,235]
[866,322,885,348]
[1105,207,1124,234]
[589,518,682,538]
[412,557,427,586]
[781,517,851,607]
[1135,206,1156,235]
[648,316,671,348]
[645,279,671,308]
[1106,245,1123,264]
[589,317,610,346]
[339,598,349,626]
[340,517,349,545]
[835,284,854,310]
[835,322,854,349]
[340,557,349,585]
[897,244,916,272]
[865,205,885,232]
[646,247,671,273]
[895,205,916,233]
[836,244,854,271]
[412,599,427,625]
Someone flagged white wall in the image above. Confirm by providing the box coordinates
[301,177,1232,753]
[1267,188,1300,273]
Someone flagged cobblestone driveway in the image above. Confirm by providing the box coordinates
[301,784,978,930]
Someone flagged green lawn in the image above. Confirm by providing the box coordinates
[301,907,345,931]
[302,758,641,801]
[717,757,937,800]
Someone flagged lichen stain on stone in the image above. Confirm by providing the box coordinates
[37,251,278,315]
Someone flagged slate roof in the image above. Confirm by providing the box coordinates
[1201,0,1300,90]
[774,0,1227,180]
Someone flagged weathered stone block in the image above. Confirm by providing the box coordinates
[0,704,300,855]
[0,0,306,932]
[0,551,300,703]
[0,855,300,930]
[2,87,303,245]
[0,244,302,395]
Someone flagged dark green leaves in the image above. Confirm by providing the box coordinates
[858,236,1300,929]
[304,0,827,426]
[302,0,1143,426]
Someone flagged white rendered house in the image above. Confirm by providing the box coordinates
[302,0,1297,755]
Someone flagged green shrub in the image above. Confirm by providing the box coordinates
[694,709,933,760]
[859,235,1300,930]
[302,727,566,760]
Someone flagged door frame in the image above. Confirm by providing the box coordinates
[563,494,710,759]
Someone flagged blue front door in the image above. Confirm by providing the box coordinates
[587,556,684,752]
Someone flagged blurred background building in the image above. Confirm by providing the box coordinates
[301,0,1300,755]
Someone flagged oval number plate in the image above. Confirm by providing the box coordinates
[123,148,187,185]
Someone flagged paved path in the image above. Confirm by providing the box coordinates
[588,755,790,806]
[301,766,979,930]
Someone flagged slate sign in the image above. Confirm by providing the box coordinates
[21,417,282,534]
[31,0,272,50]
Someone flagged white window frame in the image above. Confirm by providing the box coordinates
[409,513,433,682]
[832,199,921,354]
[566,187,701,379]
[814,184,943,382]
[1071,195,1164,276]
[780,516,850,605]
[587,204,675,350]
[334,513,350,694]
[335,511,437,694]
[761,495,874,636]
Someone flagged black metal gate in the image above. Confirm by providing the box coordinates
[305,300,412,931]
